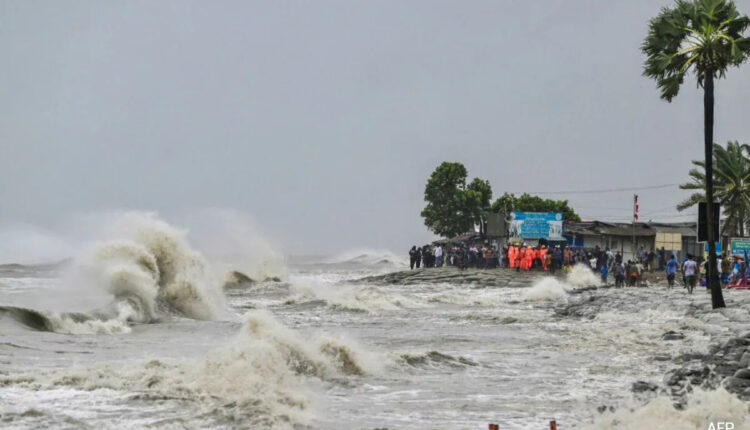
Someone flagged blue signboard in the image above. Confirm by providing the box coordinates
[703,242,722,253]
[508,212,564,239]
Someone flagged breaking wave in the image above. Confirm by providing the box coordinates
[397,351,479,368]
[288,279,419,312]
[0,304,134,334]
[584,388,749,430]
[1,213,234,334]
[0,310,379,429]
[567,264,602,288]
[324,249,408,268]
[75,213,227,322]
[522,265,600,302]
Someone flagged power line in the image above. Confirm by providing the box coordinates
[507,183,680,195]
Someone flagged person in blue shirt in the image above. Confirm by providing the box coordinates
[665,254,679,288]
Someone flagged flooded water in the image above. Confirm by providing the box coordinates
[1,216,749,429]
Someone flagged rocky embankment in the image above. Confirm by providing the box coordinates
[662,299,750,402]
[354,267,543,287]
[559,280,750,403]
[359,266,750,403]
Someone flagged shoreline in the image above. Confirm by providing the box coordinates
[357,265,750,405]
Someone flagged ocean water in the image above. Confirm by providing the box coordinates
[1,216,749,429]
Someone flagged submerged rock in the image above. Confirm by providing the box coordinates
[661,331,685,341]
[354,267,542,287]
[632,381,658,393]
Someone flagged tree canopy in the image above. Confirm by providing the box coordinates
[678,141,750,236]
[641,0,750,310]
[490,193,581,222]
[642,0,750,101]
[421,162,490,238]
[421,162,581,238]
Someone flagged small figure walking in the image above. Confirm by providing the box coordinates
[665,254,679,287]
[683,254,697,294]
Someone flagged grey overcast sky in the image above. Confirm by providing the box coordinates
[2,0,750,258]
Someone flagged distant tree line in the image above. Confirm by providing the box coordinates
[420,161,581,238]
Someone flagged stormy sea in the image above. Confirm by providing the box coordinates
[1,213,749,429]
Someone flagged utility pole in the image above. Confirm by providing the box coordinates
[633,194,639,261]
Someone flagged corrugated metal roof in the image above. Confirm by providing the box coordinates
[647,222,697,236]
[563,221,702,238]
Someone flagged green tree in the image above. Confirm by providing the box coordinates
[490,192,581,222]
[678,141,750,237]
[421,162,476,238]
[467,178,493,235]
[642,0,750,308]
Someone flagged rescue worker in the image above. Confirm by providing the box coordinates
[540,246,548,271]
[517,246,526,272]
[524,246,533,271]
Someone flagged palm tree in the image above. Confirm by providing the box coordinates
[678,141,750,237]
[642,0,750,309]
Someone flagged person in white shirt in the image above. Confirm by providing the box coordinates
[435,245,443,267]
[683,254,698,294]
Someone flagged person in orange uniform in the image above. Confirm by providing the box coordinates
[508,244,516,269]
[524,246,534,271]
[517,246,526,271]
[540,246,548,271]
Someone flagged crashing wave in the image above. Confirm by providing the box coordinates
[288,279,419,313]
[522,264,600,302]
[323,249,408,268]
[397,351,479,368]
[0,310,379,429]
[2,213,232,334]
[583,388,749,430]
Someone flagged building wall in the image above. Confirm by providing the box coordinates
[568,234,655,261]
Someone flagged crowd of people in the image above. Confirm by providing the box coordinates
[664,251,750,294]
[408,242,747,293]
[409,242,633,277]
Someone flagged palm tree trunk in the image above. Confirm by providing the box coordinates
[704,73,726,309]
[739,212,745,237]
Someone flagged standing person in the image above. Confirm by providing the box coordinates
[434,245,443,268]
[638,245,646,265]
[539,246,547,271]
[483,246,494,268]
[508,244,517,269]
[658,247,666,271]
[720,253,731,285]
[628,260,640,287]
[615,261,625,287]
[415,247,422,269]
[409,246,418,270]
[551,246,562,273]
[665,254,679,287]
[527,246,534,270]
[600,263,609,285]
[683,254,697,294]
[596,251,607,272]
[647,249,656,272]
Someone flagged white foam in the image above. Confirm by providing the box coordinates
[289,278,418,312]
[0,310,380,428]
[72,212,228,322]
[521,277,573,301]
[584,388,749,430]
[567,264,601,288]
[522,264,599,302]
